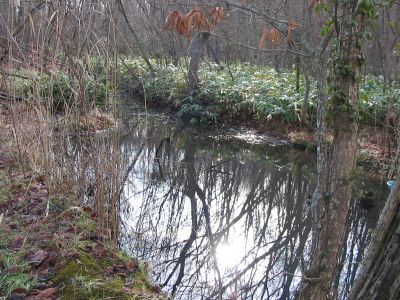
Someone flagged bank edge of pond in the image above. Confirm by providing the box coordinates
[0,105,167,299]
[134,96,391,175]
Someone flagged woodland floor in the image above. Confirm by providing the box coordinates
[0,102,167,300]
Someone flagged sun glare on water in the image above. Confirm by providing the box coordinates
[216,239,247,271]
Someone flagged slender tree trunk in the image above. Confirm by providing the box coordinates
[116,0,155,75]
[296,58,300,93]
[308,57,328,263]
[300,74,310,126]
[298,1,367,298]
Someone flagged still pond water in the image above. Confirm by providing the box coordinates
[114,105,387,300]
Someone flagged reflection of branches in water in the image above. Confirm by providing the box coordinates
[119,125,382,299]
[62,118,383,299]
[209,212,311,299]
[333,200,378,300]
[118,142,145,200]
[118,129,316,299]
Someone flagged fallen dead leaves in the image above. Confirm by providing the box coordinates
[0,152,166,300]
[36,288,57,299]
[26,250,48,266]
[9,237,25,251]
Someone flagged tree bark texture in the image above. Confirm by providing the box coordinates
[298,1,367,298]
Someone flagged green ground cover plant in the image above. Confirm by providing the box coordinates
[5,57,398,126]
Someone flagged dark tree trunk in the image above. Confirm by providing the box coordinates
[296,59,301,93]
[298,1,368,298]
[300,74,310,126]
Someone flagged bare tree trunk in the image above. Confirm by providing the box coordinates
[188,32,209,91]
[298,1,368,298]
[296,58,301,93]
[300,74,310,126]
[116,0,154,75]
[308,57,329,265]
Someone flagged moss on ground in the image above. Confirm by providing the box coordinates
[53,253,128,300]
[53,250,159,300]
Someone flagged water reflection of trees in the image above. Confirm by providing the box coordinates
[118,125,312,299]
[52,112,384,299]
[118,121,383,300]
[334,196,384,300]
